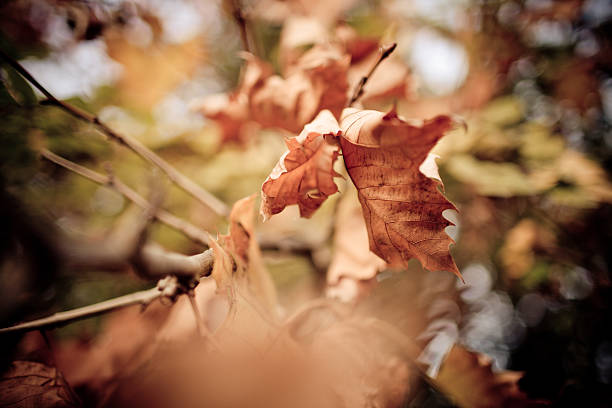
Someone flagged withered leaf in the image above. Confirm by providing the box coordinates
[251,44,350,133]
[435,345,537,408]
[224,195,278,311]
[197,53,272,145]
[326,184,387,302]
[0,361,79,408]
[339,108,461,279]
[261,110,342,220]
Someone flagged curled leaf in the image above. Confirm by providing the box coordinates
[339,108,461,279]
[261,110,342,220]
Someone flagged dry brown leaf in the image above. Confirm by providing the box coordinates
[251,44,350,133]
[200,46,348,144]
[223,195,278,311]
[435,345,537,408]
[261,110,342,220]
[0,361,79,408]
[326,184,387,302]
[197,53,272,145]
[339,107,461,279]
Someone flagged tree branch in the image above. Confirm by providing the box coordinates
[0,280,168,335]
[0,48,229,217]
[41,149,210,247]
[347,43,397,107]
[132,246,214,280]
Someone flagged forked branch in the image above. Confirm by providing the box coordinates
[41,149,210,246]
[0,49,229,217]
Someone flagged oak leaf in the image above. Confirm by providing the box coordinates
[261,110,342,220]
[339,107,461,279]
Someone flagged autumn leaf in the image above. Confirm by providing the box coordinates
[326,184,387,302]
[196,53,272,145]
[261,110,342,220]
[434,345,542,408]
[199,46,348,143]
[0,361,79,408]
[339,107,461,279]
[251,44,350,133]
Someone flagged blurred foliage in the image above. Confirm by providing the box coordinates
[1,0,612,406]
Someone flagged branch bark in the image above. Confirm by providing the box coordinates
[41,149,210,247]
[0,275,189,335]
[0,49,229,217]
[0,285,163,335]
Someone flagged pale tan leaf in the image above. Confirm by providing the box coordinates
[326,184,387,301]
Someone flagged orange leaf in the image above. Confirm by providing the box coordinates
[261,110,342,220]
[339,107,461,279]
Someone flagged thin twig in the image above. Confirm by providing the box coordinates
[0,287,163,335]
[347,43,397,107]
[41,149,210,246]
[0,49,229,217]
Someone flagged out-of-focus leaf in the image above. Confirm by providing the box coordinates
[445,155,536,197]
[326,183,387,302]
[2,65,37,107]
[0,361,79,408]
[499,219,556,280]
[434,345,538,408]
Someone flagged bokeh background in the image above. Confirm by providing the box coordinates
[1,0,612,406]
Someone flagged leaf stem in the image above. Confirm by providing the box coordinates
[347,43,397,107]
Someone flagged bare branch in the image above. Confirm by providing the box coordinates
[41,149,210,247]
[0,49,229,217]
[132,246,214,280]
[347,43,397,107]
[0,284,163,335]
